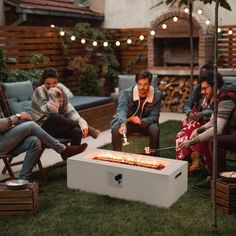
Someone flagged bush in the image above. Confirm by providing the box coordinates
[77,64,102,96]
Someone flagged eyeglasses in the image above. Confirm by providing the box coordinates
[201,85,210,92]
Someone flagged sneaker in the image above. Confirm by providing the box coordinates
[88,126,100,139]
[61,143,88,161]
[193,176,211,189]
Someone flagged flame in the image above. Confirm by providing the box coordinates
[94,151,165,170]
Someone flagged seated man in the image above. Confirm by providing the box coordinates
[111,70,162,155]
[31,68,100,146]
[179,70,236,187]
[0,106,87,180]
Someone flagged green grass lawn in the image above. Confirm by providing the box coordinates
[1,120,236,236]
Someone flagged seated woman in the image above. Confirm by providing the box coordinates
[31,68,100,146]
[176,64,213,172]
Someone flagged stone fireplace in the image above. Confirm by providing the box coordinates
[148,10,214,75]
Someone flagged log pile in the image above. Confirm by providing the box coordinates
[158,76,197,113]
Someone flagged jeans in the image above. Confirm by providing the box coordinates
[0,121,64,179]
[42,113,82,146]
[206,132,236,176]
[111,122,160,153]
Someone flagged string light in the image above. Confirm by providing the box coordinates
[197,9,203,15]
[184,7,189,13]
[228,29,233,35]
[139,35,144,40]
[127,39,132,44]
[205,19,210,25]
[115,41,120,46]
[50,24,55,28]
[81,38,86,44]
[217,28,222,33]
[92,41,98,46]
[59,31,65,36]
[103,41,108,47]
[162,24,167,29]
[173,16,178,22]
[71,35,76,41]
[150,30,155,36]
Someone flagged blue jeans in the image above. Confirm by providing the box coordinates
[111,122,160,152]
[0,121,64,179]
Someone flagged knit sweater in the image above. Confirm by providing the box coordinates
[198,84,236,142]
[31,84,88,130]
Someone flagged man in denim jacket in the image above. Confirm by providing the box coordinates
[111,71,162,154]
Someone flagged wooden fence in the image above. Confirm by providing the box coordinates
[218,25,236,69]
[0,25,147,93]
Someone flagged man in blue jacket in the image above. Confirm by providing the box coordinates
[111,71,162,155]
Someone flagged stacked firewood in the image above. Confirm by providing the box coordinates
[158,76,197,113]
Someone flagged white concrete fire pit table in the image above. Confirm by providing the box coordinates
[67,149,188,208]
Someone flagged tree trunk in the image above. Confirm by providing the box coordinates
[189,2,194,92]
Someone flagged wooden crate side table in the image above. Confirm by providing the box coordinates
[0,182,39,217]
[216,180,236,214]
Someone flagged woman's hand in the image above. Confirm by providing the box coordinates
[82,127,89,137]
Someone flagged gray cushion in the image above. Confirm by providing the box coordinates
[69,96,112,110]
[223,76,236,85]
[118,74,158,92]
[3,81,33,114]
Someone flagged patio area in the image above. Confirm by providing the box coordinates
[0,112,184,181]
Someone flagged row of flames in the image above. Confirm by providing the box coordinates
[93,152,165,170]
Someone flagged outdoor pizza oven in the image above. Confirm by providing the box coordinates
[148,10,214,74]
[67,150,188,208]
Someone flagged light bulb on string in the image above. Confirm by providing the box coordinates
[228,29,233,35]
[205,19,210,25]
[103,41,108,47]
[184,7,189,13]
[115,41,120,46]
[173,16,178,22]
[139,35,144,40]
[81,38,86,44]
[162,24,167,30]
[92,41,98,46]
[150,30,155,36]
[217,28,222,33]
[71,35,76,41]
[50,24,55,28]
[197,9,203,15]
[127,39,132,44]
[59,31,65,36]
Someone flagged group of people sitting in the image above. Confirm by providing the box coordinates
[0,68,100,180]
[1,67,236,187]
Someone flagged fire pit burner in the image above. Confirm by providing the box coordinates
[94,153,165,170]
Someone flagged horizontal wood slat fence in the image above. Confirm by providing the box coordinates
[0,26,148,94]
[218,25,236,69]
[0,25,235,112]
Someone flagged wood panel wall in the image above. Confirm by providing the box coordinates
[218,25,236,68]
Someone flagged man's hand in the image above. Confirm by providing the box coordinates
[19,112,32,120]
[178,139,192,150]
[82,127,89,137]
[118,123,127,135]
[128,116,142,125]
[178,138,196,150]
[188,112,203,122]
